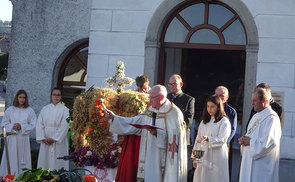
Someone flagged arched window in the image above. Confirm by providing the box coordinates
[58,41,88,109]
[162,2,247,49]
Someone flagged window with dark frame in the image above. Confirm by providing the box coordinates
[57,41,88,109]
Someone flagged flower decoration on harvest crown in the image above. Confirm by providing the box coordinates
[71,60,151,169]
[72,88,116,156]
[86,91,106,140]
[105,61,134,93]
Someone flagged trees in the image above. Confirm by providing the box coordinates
[0,20,12,27]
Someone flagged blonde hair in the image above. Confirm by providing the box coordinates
[170,74,182,83]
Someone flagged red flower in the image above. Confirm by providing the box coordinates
[88,128,94,134]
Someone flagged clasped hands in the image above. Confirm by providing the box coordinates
[42,138,55,145]
[238,136,250,146]
[13,123,21,131]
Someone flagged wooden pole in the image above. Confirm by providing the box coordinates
[2,127,11,174]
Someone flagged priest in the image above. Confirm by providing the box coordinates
[104,85,187,182]
[239,87,281,182]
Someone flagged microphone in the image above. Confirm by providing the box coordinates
[57,155,76,161]
[152,112,157,126]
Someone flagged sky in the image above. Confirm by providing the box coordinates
[0,0,12,21]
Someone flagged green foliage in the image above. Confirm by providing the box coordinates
[0,20,12,26]
[13,168,50,182]
[12,168,90,182]
[0,52,8,70]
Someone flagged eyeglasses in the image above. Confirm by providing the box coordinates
[168,82,178,86]
[52,94,61,97]
[149,94,160,100]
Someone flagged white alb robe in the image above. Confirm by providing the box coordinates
[0,106,36,176]
[192,117,231,182]
[110,100,187,182]
[239,106,281,182]
[36,103,69,170]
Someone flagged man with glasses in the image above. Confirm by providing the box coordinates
[167,74,195,180]
[104,85,187,182]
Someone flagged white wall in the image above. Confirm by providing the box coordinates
[87,0,162,90]
[87,0,295,159]
[243,0,295,159]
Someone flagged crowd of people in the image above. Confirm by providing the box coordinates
[108,74,282,182]
[0,73,283,182]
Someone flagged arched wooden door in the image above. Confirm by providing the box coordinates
[57,41,88,109]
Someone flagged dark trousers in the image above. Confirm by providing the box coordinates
[187,145,195,182]
[228,140,234,180]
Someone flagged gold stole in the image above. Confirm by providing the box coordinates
[136,104,173,181]
[246,111,276,137]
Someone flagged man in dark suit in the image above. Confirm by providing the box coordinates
[246,83,283,131]
[167,74,195,180]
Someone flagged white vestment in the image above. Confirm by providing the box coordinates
[36,103,69,170]
[0,106,36,176]
[110,100,187,182]
[192,117,231,182]
[239,106,281,182]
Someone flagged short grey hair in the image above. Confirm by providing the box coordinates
[150,84,167,97]
[215,85,229,96]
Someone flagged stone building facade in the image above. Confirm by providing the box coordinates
[6,0,295,179]
[87,0,295,159]
[7,0,90,116]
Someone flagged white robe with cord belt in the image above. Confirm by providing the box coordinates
[192,117,231,182]
[36,103,69,170]
[0,106,36,176]
[239,106,281,182]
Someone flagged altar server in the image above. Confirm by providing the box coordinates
[36,87,69,170]
[0,90,37,176]
[192,95,231,182]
